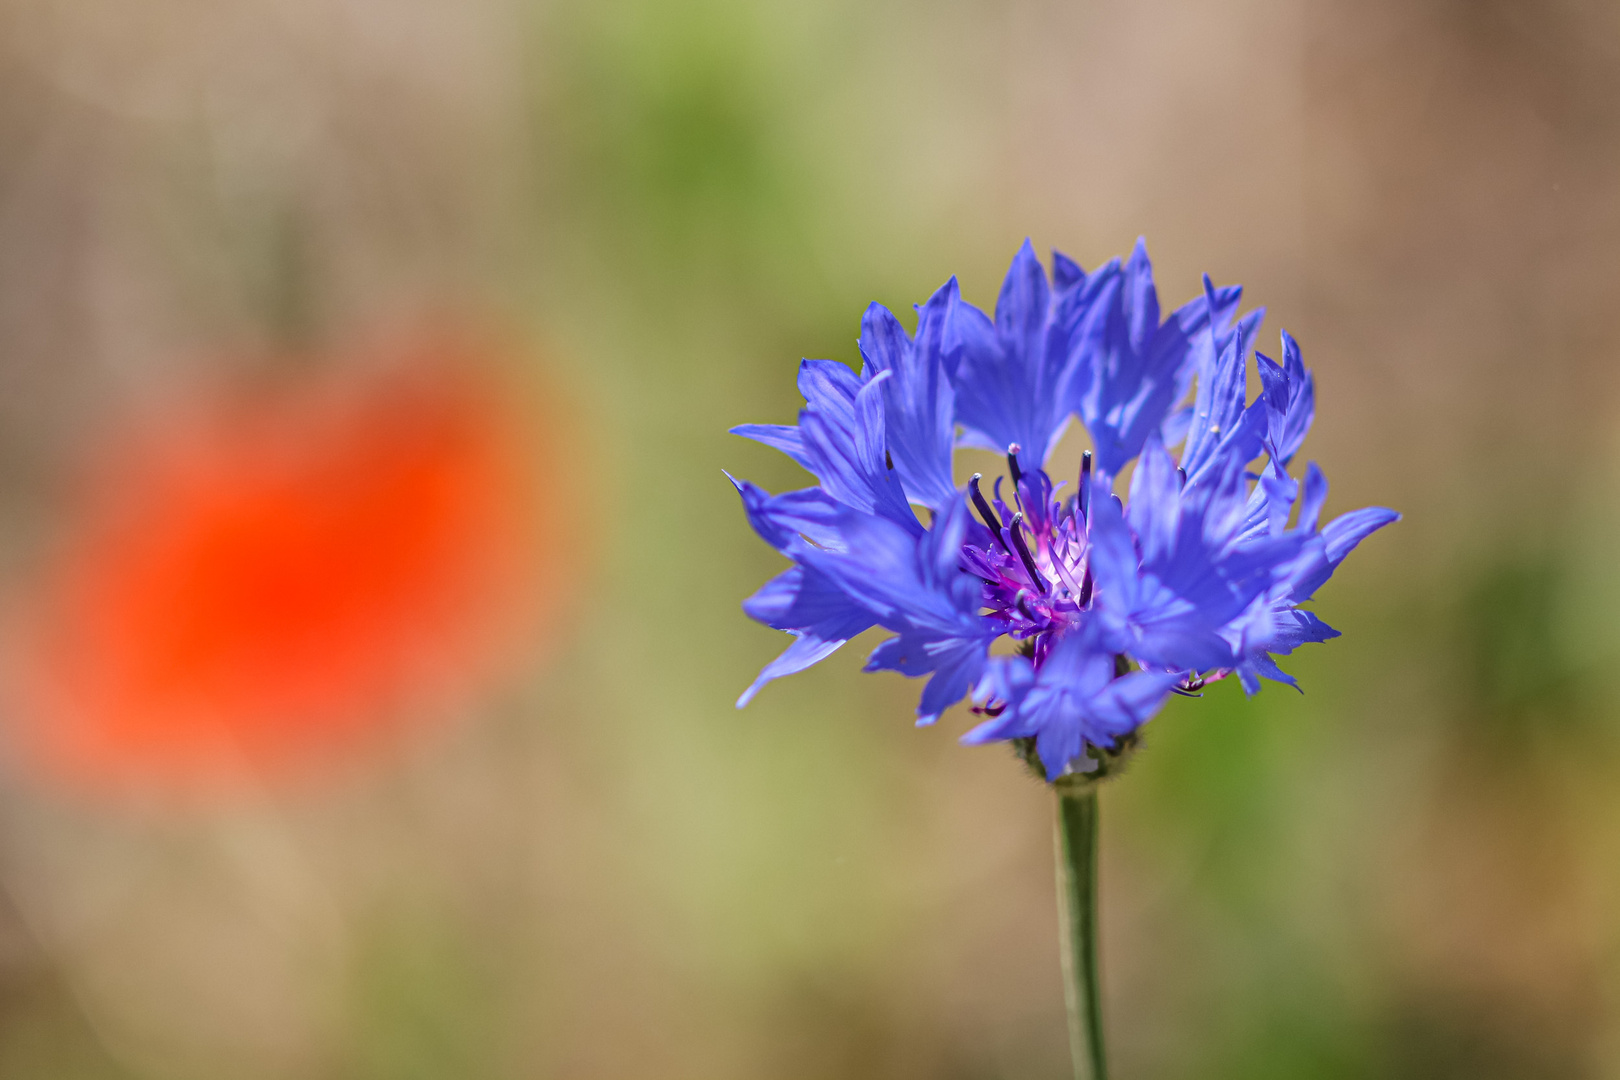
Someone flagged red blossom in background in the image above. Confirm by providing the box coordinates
[5,333,567,797]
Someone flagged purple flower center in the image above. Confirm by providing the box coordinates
[961,446,1097,670]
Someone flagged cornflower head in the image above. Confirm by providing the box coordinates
[730,239,1397,783]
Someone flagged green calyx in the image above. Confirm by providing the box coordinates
[1012,731,1142,793]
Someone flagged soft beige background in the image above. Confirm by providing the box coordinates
[0,1,1616,1077]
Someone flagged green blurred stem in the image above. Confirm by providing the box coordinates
[1055,788,1107,1080]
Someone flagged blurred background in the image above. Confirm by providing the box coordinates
[0,0,1613,1077]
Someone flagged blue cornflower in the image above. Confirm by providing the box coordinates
[731,240,1397,781]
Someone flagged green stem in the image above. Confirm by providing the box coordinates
[1055,787,1107,1080]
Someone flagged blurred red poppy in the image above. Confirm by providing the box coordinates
[5,332,565,797]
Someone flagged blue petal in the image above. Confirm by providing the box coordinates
[1275,332,1316,464]
[1082,667,1184,740]
[1237,459,1297,543]
[1120,238,1160,356]
[1275,608,1340,650]
[1290,506,1400,600]
[1093,449,1316,673]
[996,239,1052,374]
[960,657,1039,744]
[1052,249,1086,292]
[967,624,1178,778]
[742,565,870,634]
[857,284,959,510]
[1161,275,1246,436]
[1297,462,1328,533]
[1074,240,1225,484]
[1126,435,1181,566]
[737,637,849,708]
[1234,652,1300,696]
[788,510,921,627]
[1160,404,1194,448]
[1181,309,1262,482]
[734,357,919,529]
[941,293,997,383]
[865,632,992,726]
[1034,719,1085,781]
[797,358,864,415]
[1255,333,1315,467]
[797,370,921,533]
[740,566,806,626]
[730,424,815,472]
[856,303,909,379]
[1133,625,1235,672]
[954,240,1096,466]
[1081,484,1146,621]
[1324,506,1400,563]
[842,499,997,724]
[737,567,878,707]
[1259,464,1298,536]
[726,473,845,551]
[791,498,987,638]
[1073,499,1215,665]
[917,644,992,715]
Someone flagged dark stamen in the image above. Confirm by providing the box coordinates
[1006,444,1024,486]
[1176,466,1187,489]
[1170,687,1204,698]
[1006,512,1049,594]
[1077,568,1093,607]
[886,450,894,470]
[1078,450,1092,522]
[1013,590,1036,621]
[968,474,1009,551]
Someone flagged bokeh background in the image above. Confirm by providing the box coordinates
[0,0,1615,1077]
